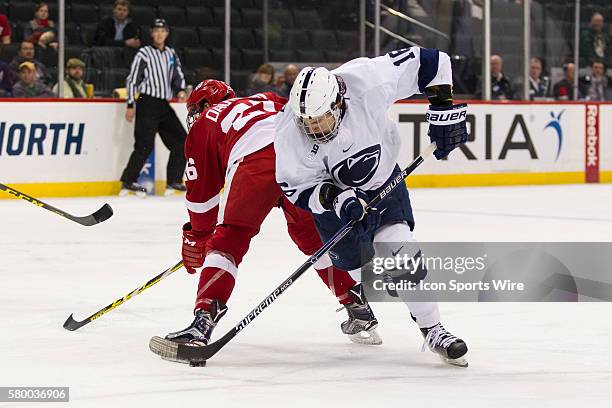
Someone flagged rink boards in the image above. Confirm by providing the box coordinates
[0,99,610,197]
[391,101,612,187]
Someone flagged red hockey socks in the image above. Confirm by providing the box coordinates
[316,266,356,305]
[195,267,235,312]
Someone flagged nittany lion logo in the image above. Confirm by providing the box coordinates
[331,145,381,187]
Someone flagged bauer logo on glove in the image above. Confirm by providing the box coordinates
[425,106,467,125]
[426,103,469,160]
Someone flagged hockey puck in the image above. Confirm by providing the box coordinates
[189,360,207,367]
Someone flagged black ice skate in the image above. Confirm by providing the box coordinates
[340,284,382,345]
[149,300,227,364]
[119,182,146,198]
[420,322,468,367]
[164,182,187,196]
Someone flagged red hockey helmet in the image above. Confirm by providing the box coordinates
[186,79,236,129]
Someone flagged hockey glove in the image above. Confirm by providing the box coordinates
[333,188,380,236]
[426,103,468,160]
[182,222,208,274]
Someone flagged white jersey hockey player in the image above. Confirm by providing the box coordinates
[274,47,469,367]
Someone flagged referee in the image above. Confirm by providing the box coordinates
[120,18,188,197]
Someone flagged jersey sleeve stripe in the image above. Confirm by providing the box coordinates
[185,194,220,213]
[417,48,440,92]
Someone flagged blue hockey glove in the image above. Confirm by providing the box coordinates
[426,103,468,160]
[333,188,380,236]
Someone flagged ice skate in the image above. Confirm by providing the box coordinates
[164,182,187,196]
[340,284,382,345]
[150,300,227,364]
[420,322,468,367]
[119,182,146,198]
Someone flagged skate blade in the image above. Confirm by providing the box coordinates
[441,355,468,367]
[164,189,184,197]
[149,336,187,364]
[149,336,208,366]
[119,189,147,198]
[348,328,383,345]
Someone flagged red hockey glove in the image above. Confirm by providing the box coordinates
[182,222,208,274]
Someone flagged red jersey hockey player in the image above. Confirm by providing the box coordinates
[150,80,381,363]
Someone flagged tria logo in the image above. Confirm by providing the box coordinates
[543,110,564,161]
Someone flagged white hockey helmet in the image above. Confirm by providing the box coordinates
[289,66,346,143]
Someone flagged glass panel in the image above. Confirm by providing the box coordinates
[578,0,611,101]
[486,0,525,101]
[527,0,576,101]
[1,0,62,97]
[363,1,481,99]
[251,0,361,97]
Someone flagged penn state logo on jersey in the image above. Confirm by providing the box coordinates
[330,145,381,187]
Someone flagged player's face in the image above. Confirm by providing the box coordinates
[186,102,209,130]
[301,110,338,142]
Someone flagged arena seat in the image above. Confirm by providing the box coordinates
[293,9,322,30]
[158,6,188,27]
[198,27,224,48]
[129,5,157,26]
[231,28,256,49]
[70,4,99,24]
[309,29,337,50]
[187,7,215,27]
[170,27,200,48]
[241,48,264,68]
[183,47,214,68]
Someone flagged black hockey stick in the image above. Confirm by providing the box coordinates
[0,183,114,226]
[63,260,184,331]
[156,142,437,365]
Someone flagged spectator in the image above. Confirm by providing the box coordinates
[0,58,13,96]
[527,57,550,100]
[245,63,276,96]
[52,58,92,98]
[276,64,298,98]
[580,12,611,66]
[490,54,514,100]
[584,60,612,101]
[12,61,54,98]
[0,12,11,45]
[9,41,48,84]
[24,2,58,50]
[553,62,580,100]
[94,0,140,48]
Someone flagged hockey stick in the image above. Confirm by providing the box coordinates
[153,142,437,365]
[63,260,184,331]
[0,183,114,227]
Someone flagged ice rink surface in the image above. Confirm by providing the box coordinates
[1,184,611,408]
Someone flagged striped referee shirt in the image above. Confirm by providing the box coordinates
[126,45,186,107]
